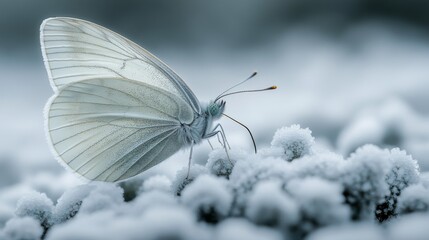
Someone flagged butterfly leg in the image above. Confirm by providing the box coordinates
[186,140,194,179]
[217,130,232,164]
[211,123,231,149]
[216,133,224,148]
[217,124,231,150]
[207,139,214,150]
[205,128,232,164]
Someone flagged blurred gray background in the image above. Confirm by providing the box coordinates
[1,0,429,188]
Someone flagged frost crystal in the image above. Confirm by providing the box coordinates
[271,124,315,161]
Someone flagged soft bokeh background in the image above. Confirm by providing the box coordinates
[1,0,429,199]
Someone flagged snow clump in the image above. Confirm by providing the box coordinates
[270,124,315,161]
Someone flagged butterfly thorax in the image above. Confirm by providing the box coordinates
[178,100,225,145]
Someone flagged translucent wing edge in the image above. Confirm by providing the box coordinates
[40,17,59,92]
[44,92,91,183]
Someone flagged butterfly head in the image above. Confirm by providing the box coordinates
[206,100,225,119]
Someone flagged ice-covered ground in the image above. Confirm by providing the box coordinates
[1,22,429,239]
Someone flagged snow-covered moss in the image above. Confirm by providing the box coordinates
[181,175,232,223]
[287,177,350,234]
[270,124,315,161]
[50,185,94,224]
[78,183,124,215]
[140,175,172,193]
[2,217,43,240]
[246,180,299,228]
[291,151,345,181]
[15,191,54,229]
[171,165,208,196]
[376,148,420,221]
[341,145,390,220]
[229,156,291,215]
[3,124,429,239]
[127,191,177,216]
[206,149,248,178]
[396,184,429,215]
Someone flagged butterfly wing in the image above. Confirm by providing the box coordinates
[40,17,201,114]
[46,78,194,182]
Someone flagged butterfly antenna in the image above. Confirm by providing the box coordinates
[215,72,257,102]
[216,86,277,100]
[222,113,257,154]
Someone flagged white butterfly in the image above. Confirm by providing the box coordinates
[41,17,272,182]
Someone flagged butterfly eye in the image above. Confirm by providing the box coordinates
[210,105,218,116]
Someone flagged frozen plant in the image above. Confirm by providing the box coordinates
[78,183,124,215]
[2,217,43,240]
[287,177,350,235]
[171,164,208,196]
[206,149,248,178]
[291,151,345,181]
[229,156,291,216]
[128,190,177,216]
[376,148,420,221]
[119,175,145,201]
[270,124,314,161]
[181,175,232,223]
[245,180,299,228]
[50,185,94,224]
[341,145,390,220]
[15,191,54,228]
[396,184,429,215]
[47,205,210,240]
[139,175,172,193]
